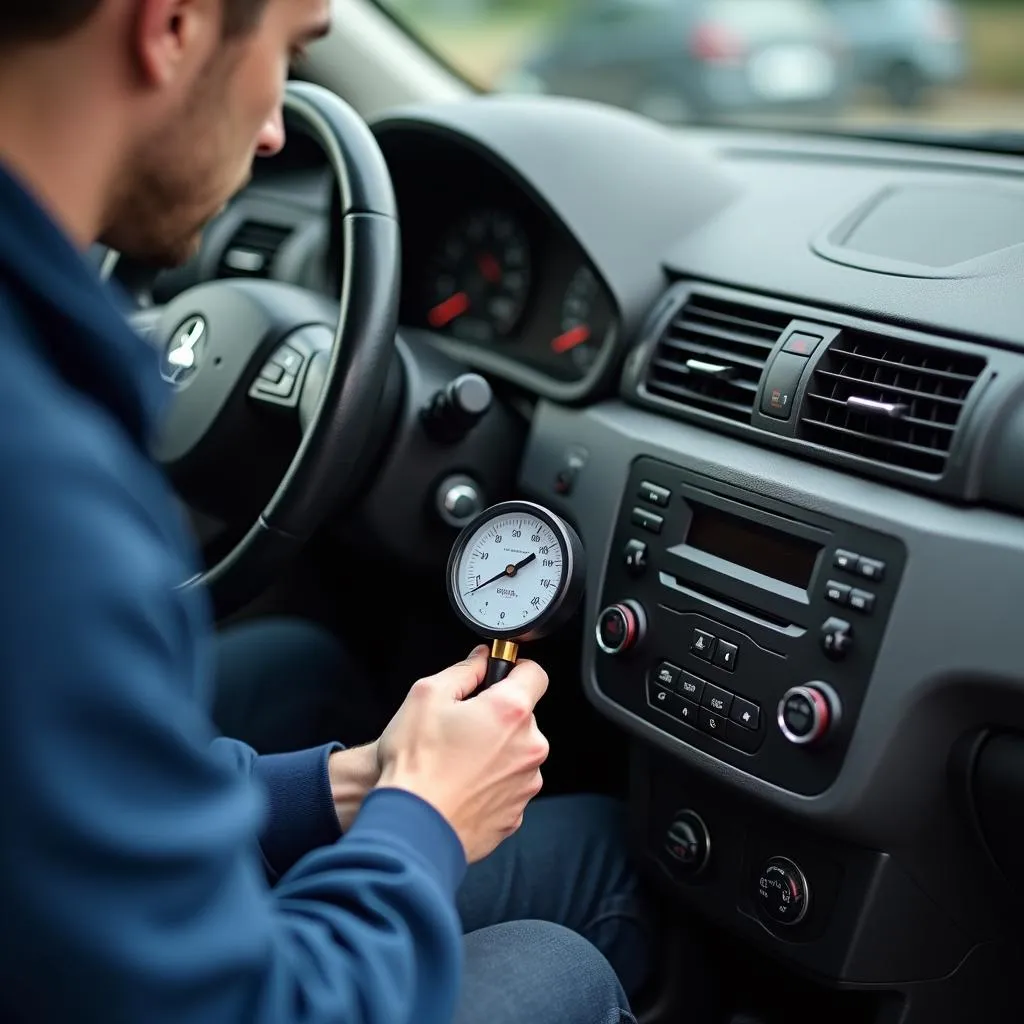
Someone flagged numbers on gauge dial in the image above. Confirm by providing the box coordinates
[458,513,564,632]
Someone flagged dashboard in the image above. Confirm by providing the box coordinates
[134,93,1024,1022]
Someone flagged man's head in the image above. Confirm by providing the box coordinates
[0,0,332,265]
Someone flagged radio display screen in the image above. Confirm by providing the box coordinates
[685,502,822,590]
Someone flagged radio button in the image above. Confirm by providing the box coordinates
[856,557,886,582]
[849,589,875,614]
[698,707,727,737]
[630,507,664,534]
[701,684,733,717]
[833,549,859,572]
[676,671,705,703]
[623,539,649,576]
[653,661,680,689]
[820,617,853,661]
[690,629,716,661]
[825,580,851,606]
[730,696,760,731]
[638,481,670,507]
[712,639,738,672]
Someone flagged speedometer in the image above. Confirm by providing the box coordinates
[425,209,532,344]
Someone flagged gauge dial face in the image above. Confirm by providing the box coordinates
[551,266,601,374]
[453,511,565,634]
[425,209,531,344]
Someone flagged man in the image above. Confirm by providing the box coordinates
[0,2,656,1023]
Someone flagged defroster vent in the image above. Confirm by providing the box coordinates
[643,292,790,422]
[799,331,986,475]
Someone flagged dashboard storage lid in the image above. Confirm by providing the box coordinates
[640,286,790,423]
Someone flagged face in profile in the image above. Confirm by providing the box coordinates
[102,0,330,267]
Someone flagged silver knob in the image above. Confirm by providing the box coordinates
[437,475,483,528]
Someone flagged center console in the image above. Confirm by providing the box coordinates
[594,456,906,796]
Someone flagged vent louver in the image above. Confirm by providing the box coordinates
[643,292,790,422]
[799,331,986,475]
[218,221,291,278]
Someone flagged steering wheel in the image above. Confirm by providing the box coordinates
[115,82,400,618]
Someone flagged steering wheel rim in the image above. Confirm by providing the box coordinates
[109,82,401,618]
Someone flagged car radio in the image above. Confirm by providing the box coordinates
[593,457,906,796]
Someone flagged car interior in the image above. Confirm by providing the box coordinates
[101,1,1024,1021]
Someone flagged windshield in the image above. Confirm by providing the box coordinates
[375,0,1020,146]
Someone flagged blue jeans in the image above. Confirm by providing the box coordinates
[213,619,647,1024]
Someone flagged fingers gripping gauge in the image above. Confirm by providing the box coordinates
[447,501,586,688]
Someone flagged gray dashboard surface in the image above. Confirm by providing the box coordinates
[520,398,1024,849]
[660,133,1024,350]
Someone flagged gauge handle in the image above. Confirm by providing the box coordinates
[482,639,519,690]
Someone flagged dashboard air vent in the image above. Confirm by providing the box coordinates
[799,331,986,475]
[219,221,291,278]
[643,292,790,422]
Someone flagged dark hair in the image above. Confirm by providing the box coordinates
[0,0,270,44]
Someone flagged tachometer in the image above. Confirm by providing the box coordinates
[551,266,600,374]
[425,209,531,344]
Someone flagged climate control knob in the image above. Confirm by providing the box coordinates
[596,601,645,655]
[756,856,810,926]
[777,684,841,746]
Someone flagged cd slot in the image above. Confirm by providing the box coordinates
[659,571,805,638]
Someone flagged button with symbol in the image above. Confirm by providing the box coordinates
[712,640,738,672]
[689,629,716,661]
[856,557,886,582]
[622,539,649,577]
[729,696,760,732]
[653,662,680,689]
[701,683,733,717]
[646,681,695,725]
[834,549,859,572]
[760,352,806,421]
[676,671,705,703]
[698,708,727,737]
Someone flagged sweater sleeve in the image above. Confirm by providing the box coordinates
[0,340,467,1024]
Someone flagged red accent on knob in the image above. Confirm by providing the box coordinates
[596,602,643,655]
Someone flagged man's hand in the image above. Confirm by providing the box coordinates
[328,743,381,832]
[375,645,550,863]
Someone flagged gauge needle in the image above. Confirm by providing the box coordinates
[428,291,470,328]
[470,553,537,594]
[551,324,591,354]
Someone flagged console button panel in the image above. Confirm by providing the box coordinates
[594,458,907,796]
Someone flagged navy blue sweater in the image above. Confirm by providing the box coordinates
[0,162,466,1022]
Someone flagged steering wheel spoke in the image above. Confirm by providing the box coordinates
[128,306,165,345]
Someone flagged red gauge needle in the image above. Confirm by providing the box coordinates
[478,252,502,284]
[428,291,470,328]
[551,324,591,354]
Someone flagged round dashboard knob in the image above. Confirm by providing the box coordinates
[436,475,484,528]
[664,810,711,877]
[595,601,645,655]
[777,684,840,746]
[756,856,810,926]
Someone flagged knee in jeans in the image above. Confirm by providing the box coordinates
[461,921,633,1024]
